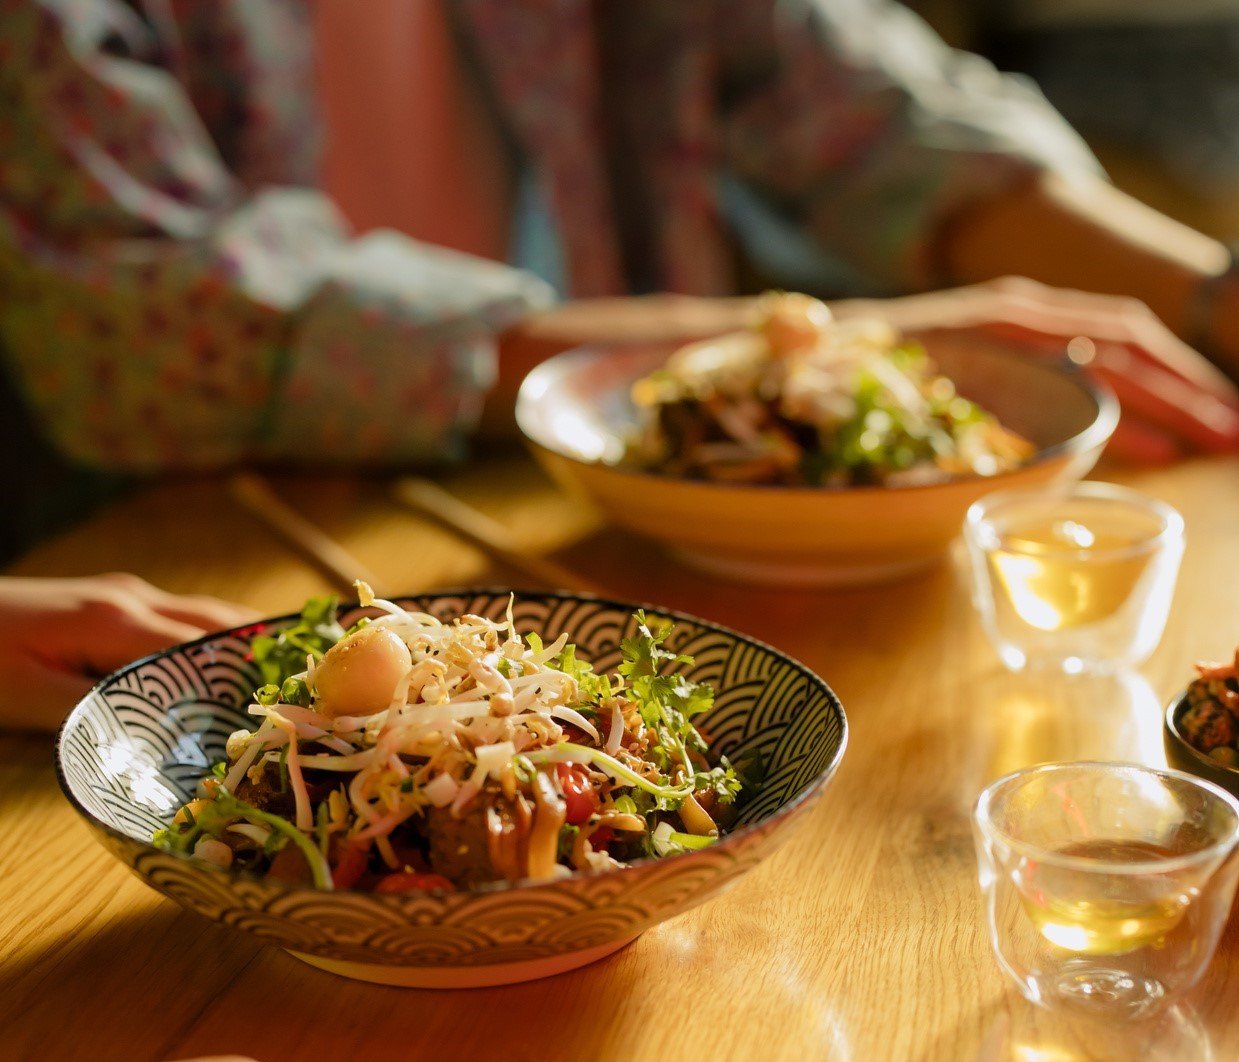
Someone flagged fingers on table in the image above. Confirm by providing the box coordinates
[1105,419,1183,466]
[921,282,1239,457]
[149,595,258,631]
[94,572,256,631]
[903,278,1236,394]
[87,602,209,671]
[1092,354,1239,455]
[977,281,1239,398]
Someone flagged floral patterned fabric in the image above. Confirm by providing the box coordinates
[0,0,1099,472]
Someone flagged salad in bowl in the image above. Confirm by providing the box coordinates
[516,293,1114,586]
[624,293,1034,488]
[58,588,845,986]
[156,583,745,893]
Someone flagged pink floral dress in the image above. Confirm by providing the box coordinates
[0,0,1099,473]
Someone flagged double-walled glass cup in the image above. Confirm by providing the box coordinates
[963,483,1184,673]
[973,762,1239,1018]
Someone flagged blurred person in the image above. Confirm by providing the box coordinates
[983,1,1239,238]
[3,0,1239,561]
[904,0,1239,241]
[0,572,252,731]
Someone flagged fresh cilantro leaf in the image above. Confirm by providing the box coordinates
[252,596,344,690]
[693,762,743,804]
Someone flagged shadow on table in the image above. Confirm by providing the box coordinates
[871,665,1167,822]
[920,991,1214,1061]
[966,666,1166,772]
[0,903,265,1062]
[4,893,843,1062]
[141,879,856,1062]
[540,524,960,659]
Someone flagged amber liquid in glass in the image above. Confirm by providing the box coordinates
[1015,839,1192,956]
[986,519,1153,632]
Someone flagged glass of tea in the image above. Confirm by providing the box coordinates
[974,761,1239,1018]
[963,482,1184,673]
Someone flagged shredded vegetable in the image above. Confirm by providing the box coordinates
[155,588,747,892]
[624,291,1034,488]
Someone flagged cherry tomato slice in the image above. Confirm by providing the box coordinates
[374,871,456,894]
[588,826,614,851]
[555,763,600,825]
[330,842,370,890]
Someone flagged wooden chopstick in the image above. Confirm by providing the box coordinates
[227,472,377,594]
[392,476,605,596]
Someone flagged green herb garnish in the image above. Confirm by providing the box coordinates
[155,791,333,889]
[251,596,344,688]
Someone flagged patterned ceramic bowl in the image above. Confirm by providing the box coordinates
[516,333,1116,587]
[56,591,847,988]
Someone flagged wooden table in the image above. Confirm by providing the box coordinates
[3,453,1238,1062]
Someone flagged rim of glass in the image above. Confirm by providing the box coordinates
[964,481,1184,563]
[974,760,1239,874]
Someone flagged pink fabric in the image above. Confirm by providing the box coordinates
[313,0,512,262]
[0,0,1102,472]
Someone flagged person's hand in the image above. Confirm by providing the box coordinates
[495,282,1239,463]
[0,574,256,732]
[831,277,1239,464]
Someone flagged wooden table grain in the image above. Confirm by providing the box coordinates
[3,454,1238,1062]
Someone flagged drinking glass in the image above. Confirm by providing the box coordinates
[974,762,1239,1018]
[963,482,1184,673]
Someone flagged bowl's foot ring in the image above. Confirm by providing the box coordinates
[285,935,639,988]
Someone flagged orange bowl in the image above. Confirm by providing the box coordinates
[516,333,1118,586]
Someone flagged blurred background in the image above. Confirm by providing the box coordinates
[905,0,1239,241]
[4,0,1239,568]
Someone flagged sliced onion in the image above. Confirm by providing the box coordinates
[598,811,646,833]
[422,772,460,808]
[248,703,333,729]
[353,804,418,842]
[268,713,313,832]
[193,836,233,868]
[651,821,678,857]
[550,706,599,742]
[678,792,718,836]
[526,771,566,880]
[227,823,272,845]
[605,701,624,755]
[470,740,516,786]
[450,778,481,817]
[487,804,525,881]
